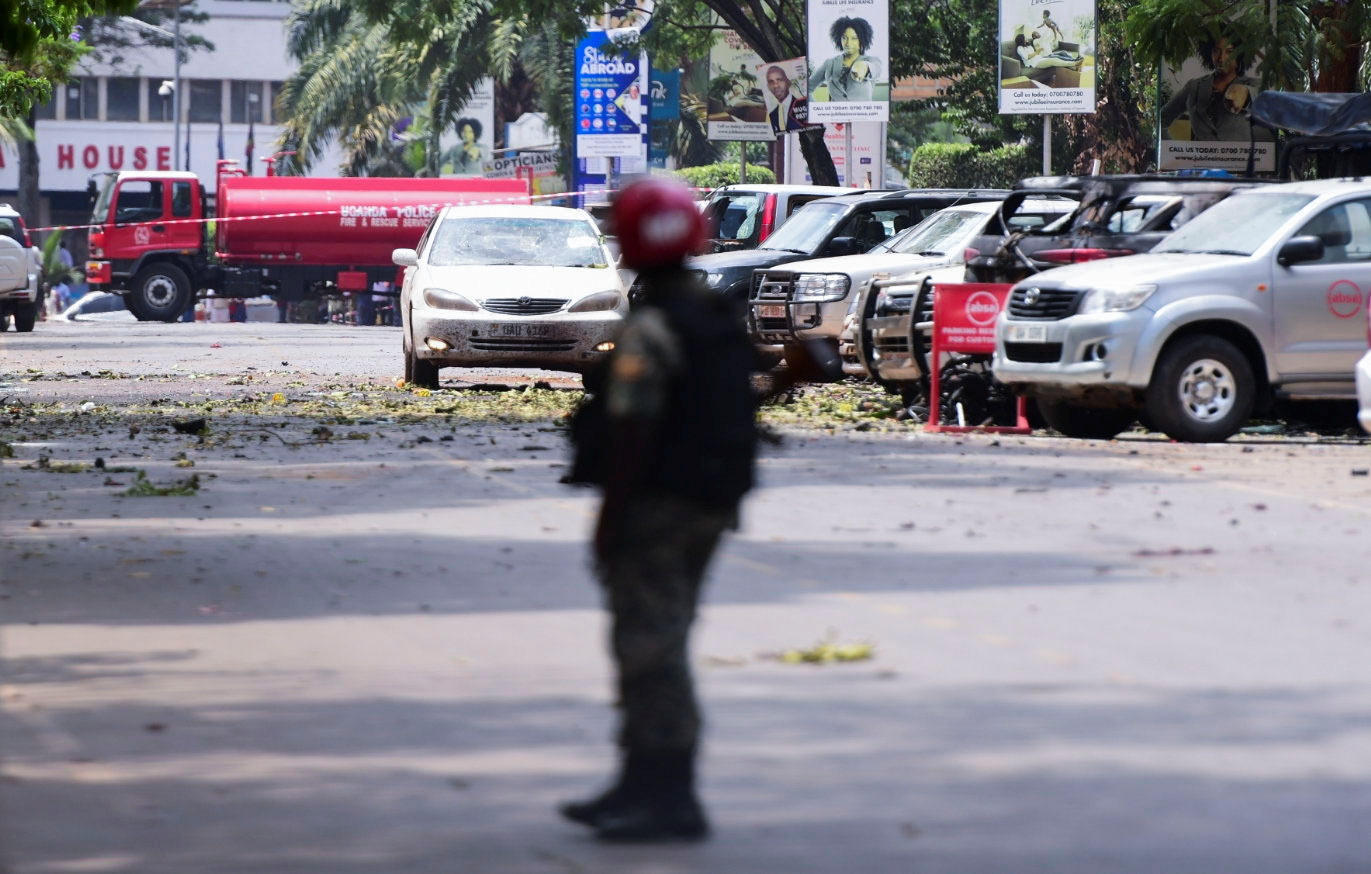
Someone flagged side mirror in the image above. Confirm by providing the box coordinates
[1277,235,1324,267]
[826,236,861,257]
[392,248,418,267]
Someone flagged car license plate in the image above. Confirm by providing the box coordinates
[758,304,786,319]
[491,323,554,338]
[1006,323,1047,342]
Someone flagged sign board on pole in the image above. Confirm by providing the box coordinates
[997,0,1096,115]
[1159,47,1274,172]
[925,282,1030,434]
[784,121,883,187]
[756,57,817,136]
[574,33,649,159]
[648,68,680,168]
[442,78,496,176]
[805,0,890,123]
[483,152,565,196]
[707,28,772,142]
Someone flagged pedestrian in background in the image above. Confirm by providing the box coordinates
[561,178,760,842]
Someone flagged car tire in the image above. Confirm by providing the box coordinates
[783,341,842,383]
[12,300,38,332]
[0,311,10,331]
[1039,400,1135,440]
[1145,335,1254,443]
[129,263,193,322]
[405,344,440,389]
[752,351,783,372]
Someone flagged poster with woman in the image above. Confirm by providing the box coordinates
[1158,27,1274,172]
[806,0,889,123]
[996,0,1096,115]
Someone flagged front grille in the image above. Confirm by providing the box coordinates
[873,334,909,355]
[1007,287,1081,320]
[750,271,797,336]
[1004,342,1064,363]
[482,298,568,316]
[468,337,577,352]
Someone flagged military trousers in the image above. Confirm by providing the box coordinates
[598,491,734,753]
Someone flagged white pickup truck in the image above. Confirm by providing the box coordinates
[994,179,1371,442]
[0,205,42,332]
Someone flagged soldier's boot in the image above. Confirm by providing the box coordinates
[558,750,648,828]
[593,749,709,842]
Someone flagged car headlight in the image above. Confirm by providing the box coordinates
[1078,284,1157,314]
[422,287,479,311]
[567,290,624,313]
[792,273,850,302]
[704,271,726,288]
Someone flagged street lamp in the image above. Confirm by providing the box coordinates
[158,79,174,122]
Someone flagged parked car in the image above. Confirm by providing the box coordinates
[994,179,1371,442]
[0,204,42,332]
[393,205,625,387]
[700,184,853,253]
[849,198,1075,389]
[964,174,1271,285]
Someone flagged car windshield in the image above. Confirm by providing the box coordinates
[877,209,986,255]
[759,202,847,253]
[427,217,607,267]
[1154,193,1315,256]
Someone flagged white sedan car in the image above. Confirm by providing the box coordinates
[393,205,627,386]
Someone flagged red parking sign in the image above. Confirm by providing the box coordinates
[926,282,1029,434]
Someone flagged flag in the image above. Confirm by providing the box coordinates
[217,119,225,161]
[246,118,255,175]
[184,121,191,171]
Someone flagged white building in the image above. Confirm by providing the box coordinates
[0,0,343,229]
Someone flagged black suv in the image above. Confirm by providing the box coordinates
[661,189,1011,313]
[963,174,1270,285]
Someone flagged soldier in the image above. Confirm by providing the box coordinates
[560,178,758,842]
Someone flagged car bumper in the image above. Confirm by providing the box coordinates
[867,313,923,382]
[1356,349,1371,434]
[993,313,1146,390]
[410,308,623,371]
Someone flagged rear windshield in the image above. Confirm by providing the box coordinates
[0,216,23,242]
[427,217,607,268]
[710,193,763,242]
[1154,192,1314,257]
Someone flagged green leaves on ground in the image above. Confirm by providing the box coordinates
[780,638,875,664]
[123,471,200,497]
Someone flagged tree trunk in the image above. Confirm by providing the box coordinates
[19,106,41,226]
[1312,2,1362,93]
[798,126,839,186]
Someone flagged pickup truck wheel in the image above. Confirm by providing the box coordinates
[405,345,440,389]
[130,263,192,322]
[12,300,39,332]
[1039,400,1135,439]
[1146,335,1254,443]
[783,341,842,383]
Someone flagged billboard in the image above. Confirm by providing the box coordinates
[441,78,496,176]
[997,0,1096,115]
[806,0,889,123]
[573,33,649,158]
[784,121,884,188]
[707,28,772,142]
[483,152,565,196]
[1158,39,1274,173]
[756,57,817,136]
[648,68,680,168]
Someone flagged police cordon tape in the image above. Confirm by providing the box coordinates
[27,186,714,235]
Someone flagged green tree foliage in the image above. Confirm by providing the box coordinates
[1,0,138,116]
[673,161,775,188]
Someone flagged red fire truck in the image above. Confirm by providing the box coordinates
[85,161,530,321]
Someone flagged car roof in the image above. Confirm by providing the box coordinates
[1015,174,1269,195]
[0,204,21,217]
[438,204,596,220]
[807,188,1012,206]
[940,198,1073,215]
[1247,177,1371,197]
[710,184,854,196]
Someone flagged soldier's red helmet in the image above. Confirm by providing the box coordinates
[612,177,706,270]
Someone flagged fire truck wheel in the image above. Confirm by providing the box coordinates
[405,346,440,389]
[1038,400,1135,440]
[130,263,193,322]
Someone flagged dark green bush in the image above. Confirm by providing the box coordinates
[672,162,775,189]
[906,143,1035,189]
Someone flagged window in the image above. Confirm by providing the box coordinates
[65,78,98,120]
[172,182,194,218]
[230,81,265,124]
[115,180,165,224]
[840,207,912,249]
[33,91,58,120]
[107,77,141,121]
[1293,200,1371,264]
[268,81,284,123]
[188,79,222,123]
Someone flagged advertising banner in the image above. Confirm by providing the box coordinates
[997,0,1096,115]
[707,28,772,142]
[574,33,649,159]
[806,0,890,123]
[442,78,496,176]
[784,121,884,188]
[1158,43,1274,172]
[482,152,565,196]
[649,68,680,168]
[756,57,818,136]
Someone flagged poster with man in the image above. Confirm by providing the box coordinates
[996,0,1096,115]
[706,27,773,142]
[805,0,889,123]
[756,58,817,136]
[1158,26,1274,172]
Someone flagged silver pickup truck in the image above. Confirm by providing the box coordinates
[994,179,1371,442]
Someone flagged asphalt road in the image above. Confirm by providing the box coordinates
[3,322,1371,874]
